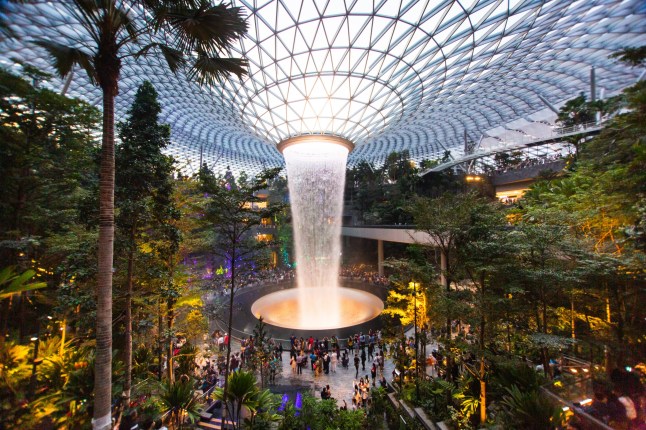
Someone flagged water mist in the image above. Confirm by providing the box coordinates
[280,136,351,328]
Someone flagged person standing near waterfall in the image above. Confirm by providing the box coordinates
[361,348,366,371]
[354,353,360,378]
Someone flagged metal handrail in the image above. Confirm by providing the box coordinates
[554,121,600,135]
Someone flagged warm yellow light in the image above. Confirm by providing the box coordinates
[465,175,482,182]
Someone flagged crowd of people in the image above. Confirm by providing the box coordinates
[340,265,389,287]
[573,368,645,430]
[283,329,387,408]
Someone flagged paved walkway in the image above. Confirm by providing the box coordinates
[266,350,396,408]
[260,332,439,408]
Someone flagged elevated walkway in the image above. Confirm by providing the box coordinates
[341,226,442,277]
[341,225,436,245]
[420,121,603,175]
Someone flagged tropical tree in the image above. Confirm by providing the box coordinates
[381,256,434,376]
[453,197,509,425]
[250,316,273,388]
[409,191,488,378]
[518,47,646,367]
[115,80,174,403]
[213,370,276,430]
[199,167,283,412]
[0,65,99,343]
[32,2,249,427]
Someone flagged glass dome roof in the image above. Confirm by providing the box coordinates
[1,0,645,174]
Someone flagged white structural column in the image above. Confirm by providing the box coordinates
[377,239,384,276]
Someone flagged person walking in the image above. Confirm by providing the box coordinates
[354,354,360,378]
[331,350,337,373]
[371,362,377,386]
[361,348,366,371]
[290,356,297,374]
[296,353,303,375]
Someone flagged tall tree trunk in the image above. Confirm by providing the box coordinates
[123,227,136,405]
[223,247,236,426]
[93,86,116,430]
[0,296,12,345]
[167,297,175,383]
[479,356,486,425]
[167,254,176,383]
[479,273,487,425]
[540,285,550,379]
[19,291,26,342]
[158,297,163,381]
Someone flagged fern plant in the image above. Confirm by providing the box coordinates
[498,386,563,430]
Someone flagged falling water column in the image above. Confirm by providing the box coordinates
[278,136,353,328]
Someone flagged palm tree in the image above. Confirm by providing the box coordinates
[31,2,248,428]
[213,370,257,430]
[159,379,203,429]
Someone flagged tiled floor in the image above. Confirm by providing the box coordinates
[265,350,396,408]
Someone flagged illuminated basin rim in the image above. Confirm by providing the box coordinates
[251,287,384,330]
[277,135,355,154]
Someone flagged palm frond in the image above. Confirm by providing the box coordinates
[32,41,96,84]
[163,3,248,54]
[133,43,187,73]
[159,44,188,73]
[188,54,248,86]
[110,2,138,42]
[0,266,47,299]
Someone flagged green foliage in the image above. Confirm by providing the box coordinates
[609,45,646,67]
[160,379,203,428]
[132,344,156,380]
[557,92,596,127]
[346,151,422,224]
[213,370,279,429]
[517,51,646,363]
[416,378,460,422]
[278,394,366,430]
[489,361,543,401]
[0,336,121,429]
[175,343,198,378]
[498,386,563,430]
[0,266,47,299]
[0,66,100,247]
[250,316,274,388]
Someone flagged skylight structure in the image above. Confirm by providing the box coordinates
[1,0,645,174]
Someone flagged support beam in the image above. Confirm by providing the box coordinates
[537,94,559,114]
[590,66,596,102]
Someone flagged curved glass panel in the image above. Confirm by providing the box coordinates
[1,0,644,173]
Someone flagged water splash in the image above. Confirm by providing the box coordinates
[282,138,350,328]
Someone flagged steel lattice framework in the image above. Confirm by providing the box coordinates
[1,0,645,174]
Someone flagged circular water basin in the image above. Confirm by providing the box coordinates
[250,287,384,330]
